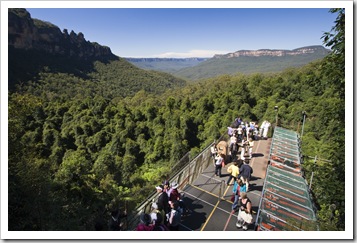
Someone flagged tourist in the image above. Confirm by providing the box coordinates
[156,185,169,222]
[210,142,218,160]
[152,212,169,231]
[236,192,253,230]
[214,153,224,177]
[248,137,254,159]
[239,160,253,191]
[232,177,247,211]
[167,200,182,231]
[226,161,239,186]
[136,213,154,231]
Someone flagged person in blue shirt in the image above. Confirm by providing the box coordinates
[232,178,247,211]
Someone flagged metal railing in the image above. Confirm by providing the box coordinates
[126,133,228,230]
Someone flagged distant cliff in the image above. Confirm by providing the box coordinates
[213,46,330,59]
[8,8,117,60]
[173,46,330,80]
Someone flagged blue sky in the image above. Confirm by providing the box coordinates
[25,7,338,58]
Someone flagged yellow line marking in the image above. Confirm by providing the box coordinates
[189,183,219,198]
[189,183,233,204]
[199,180,234,231]
[200,199,220,231]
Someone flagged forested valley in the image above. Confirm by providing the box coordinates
[8,9,345,231]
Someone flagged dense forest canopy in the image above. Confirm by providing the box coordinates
[8,8,345,231]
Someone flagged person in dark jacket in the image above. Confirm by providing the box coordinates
[156,185,169,222]
[167,200,182,231]
[239,160,253,191]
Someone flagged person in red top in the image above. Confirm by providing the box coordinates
[169,182,180,201]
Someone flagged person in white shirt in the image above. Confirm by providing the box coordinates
[248,138,254,159]
[210,143,218,161]
[237,125,243,141]
[214,153,224,177]
[229,134,238,152]
[240,137,248,160]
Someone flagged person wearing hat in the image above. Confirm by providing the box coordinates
[169,182,180,201]
[156,185,169,223]
[136,213,154,231]
[169,182,189,217]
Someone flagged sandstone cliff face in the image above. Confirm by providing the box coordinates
[213,46,330,59]
[8,8,117,60]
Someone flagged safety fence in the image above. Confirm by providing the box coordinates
[256,126,318,231]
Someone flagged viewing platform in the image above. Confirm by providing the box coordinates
[176,138,271,231]
[127,126,317,233]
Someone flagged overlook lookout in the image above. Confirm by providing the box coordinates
[126,126,317,232]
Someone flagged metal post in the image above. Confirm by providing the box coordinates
[219,180,224,201]
[309,155,317,190]
[301,111,306,140]
[309,172,314,190]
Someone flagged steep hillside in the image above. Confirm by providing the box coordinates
[173,46,330,80]
[8,8,186,95]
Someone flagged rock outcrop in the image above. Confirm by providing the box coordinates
[8,8,117,60]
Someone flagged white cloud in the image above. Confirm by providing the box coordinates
[154,49,230,58]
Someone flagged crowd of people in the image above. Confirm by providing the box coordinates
[134,117,268,231]
[136,181,188,231]
[222,117,267,230]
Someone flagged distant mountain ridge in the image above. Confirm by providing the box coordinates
[126,46,330,80]
[8,8,330,84]
[173,45,330,80]
[213,46,330,58]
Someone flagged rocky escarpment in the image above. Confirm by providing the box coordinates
[8,8,117,60]
[213,46,330,59]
